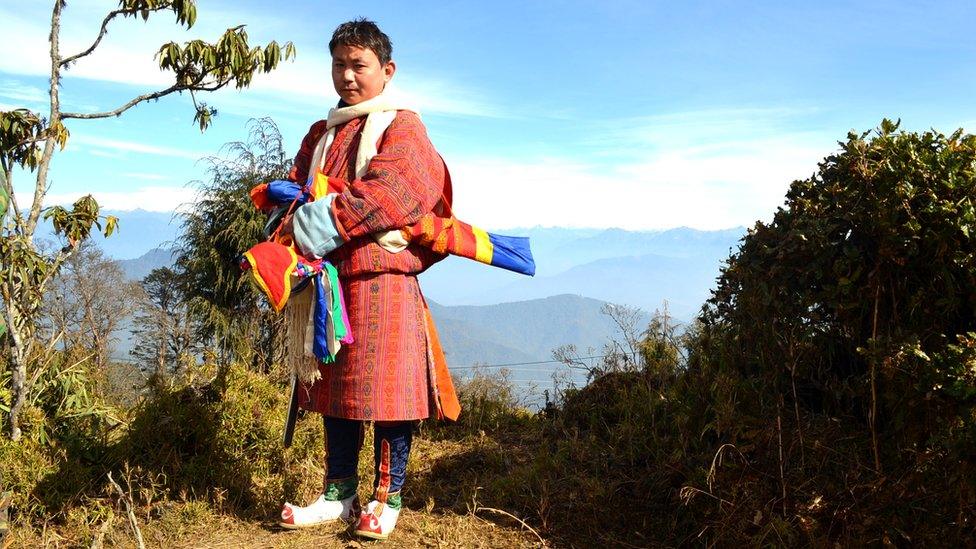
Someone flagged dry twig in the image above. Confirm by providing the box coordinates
[88,516,112,549]
[108,472,145,549]
[475,506,547,547]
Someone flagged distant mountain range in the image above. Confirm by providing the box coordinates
[118,247,177,281]
[428,294,648,366]
[97,210,744,400]
[428,294,651,394]
[101,211,745,321]
[417,225,744,319]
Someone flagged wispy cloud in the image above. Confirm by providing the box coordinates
[0,80,47,105]
[447,107,836,231]
[0,79,101,114]
[0,3,506,122]
[0,0,279,89]
[71,135,202,160]
[43,186,196,213]
[43,106,835,230]
[214,53,510,120]
[448,145,822,232]
[585,106,826,154]
[120,172,170,181]
[394,76,510,119]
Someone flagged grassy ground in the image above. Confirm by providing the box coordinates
[2,429,548,548]
[6,507,543,548]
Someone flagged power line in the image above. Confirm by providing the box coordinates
[447,351,637,371]
[111,352,636,374]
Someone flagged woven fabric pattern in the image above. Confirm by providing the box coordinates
[300,273,431,420]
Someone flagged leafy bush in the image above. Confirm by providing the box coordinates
[0,359,323,544]
[426,368,533,439]
[690,120,976,543]
[119,361,323,517]
[462,121,976,546]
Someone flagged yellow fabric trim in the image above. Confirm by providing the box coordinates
[312,173,330,199]
[433,221,452,254]
[472,227,494,264]
[420,216,435,246]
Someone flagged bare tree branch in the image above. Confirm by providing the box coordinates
[26,0,64,236]
[108,471,146,549]
[61,83,183,121]
[59,9,128,67]
[37,245,77,298]
[195,80,231,92]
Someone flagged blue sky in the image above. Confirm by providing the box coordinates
[3,0,976,230]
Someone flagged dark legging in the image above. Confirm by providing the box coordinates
[324,417,413,498]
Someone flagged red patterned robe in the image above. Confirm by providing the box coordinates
[288,111,452,421]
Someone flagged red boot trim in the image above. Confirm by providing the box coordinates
[356,509,384,535]
[280,504,295,524]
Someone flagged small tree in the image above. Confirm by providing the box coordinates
[0,0,294,440]
[43,241,138,369]
[130,266,198,379]
[177,118,289,372]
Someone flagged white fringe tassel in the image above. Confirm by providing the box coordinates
[285,282,321,384]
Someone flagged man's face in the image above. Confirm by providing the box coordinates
[331,44,395,105]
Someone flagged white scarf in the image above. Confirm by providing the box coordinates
[306,88,416,252]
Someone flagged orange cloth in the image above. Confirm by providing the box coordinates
[424,301,460,420]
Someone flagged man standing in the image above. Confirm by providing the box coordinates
[277,19,459,540]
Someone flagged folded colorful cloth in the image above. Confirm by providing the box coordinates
[251,178,536,276]
[241,241,349,366]
[241,241,299,313]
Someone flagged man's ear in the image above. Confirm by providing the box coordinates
[384,60,397,83]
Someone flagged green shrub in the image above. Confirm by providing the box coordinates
[463,121,976,546]
[691,120,976,544]
[425,368,534,440]
[118,361,323,517]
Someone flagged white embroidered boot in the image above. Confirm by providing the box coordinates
[353,496,402,540]
[279,480,360,529]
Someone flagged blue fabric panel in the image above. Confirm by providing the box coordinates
[266,180,308,205]
[373,421,413,495]
[312,273,332,363]
[487,234,536,276]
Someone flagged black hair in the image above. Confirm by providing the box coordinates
[329,18,393,65]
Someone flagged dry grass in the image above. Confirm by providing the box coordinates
[2,428,548,548]
[154,509,542,549]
